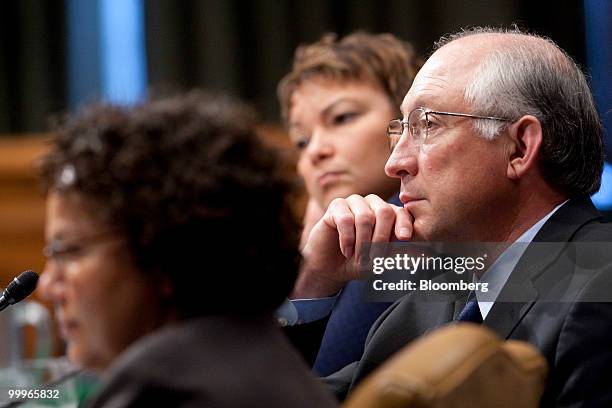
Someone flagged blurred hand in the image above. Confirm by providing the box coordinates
[291,194,413,298]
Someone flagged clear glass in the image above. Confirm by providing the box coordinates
[387,107,513,152]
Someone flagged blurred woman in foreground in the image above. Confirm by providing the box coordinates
[278,32,421,375]
[38,92,337,407]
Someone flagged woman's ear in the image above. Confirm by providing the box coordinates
[506,115,543,180]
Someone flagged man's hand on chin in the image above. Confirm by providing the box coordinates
[291,194,413,299]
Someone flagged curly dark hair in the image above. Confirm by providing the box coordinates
[40,91,301,317]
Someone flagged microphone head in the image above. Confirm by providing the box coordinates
[6,270,39,303]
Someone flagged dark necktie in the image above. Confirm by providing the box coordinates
[457,299,483,324]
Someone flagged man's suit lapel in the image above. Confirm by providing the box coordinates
[484,197,602,339]
[483,280,538,339]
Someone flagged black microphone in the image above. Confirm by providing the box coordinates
[0,270,39,312]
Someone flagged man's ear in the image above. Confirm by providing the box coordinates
[506,115,543,180]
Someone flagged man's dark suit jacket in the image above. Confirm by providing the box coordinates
[87,315,337,408]
[302,197,612,407]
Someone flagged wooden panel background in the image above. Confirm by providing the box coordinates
[0,136,49,289]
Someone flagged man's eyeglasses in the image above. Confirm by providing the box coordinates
[387,107,513,152]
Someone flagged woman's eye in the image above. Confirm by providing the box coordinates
[294,137,310,151]
[332,112,357,125]
[44,244,83,262]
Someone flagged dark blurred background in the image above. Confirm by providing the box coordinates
[0,0,610,201]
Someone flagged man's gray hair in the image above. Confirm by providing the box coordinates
[434,27,604,197]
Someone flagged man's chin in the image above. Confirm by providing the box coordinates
[410,219,439,242]
[408,228,429,242]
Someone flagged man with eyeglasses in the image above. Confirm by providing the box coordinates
[288,27,612,407]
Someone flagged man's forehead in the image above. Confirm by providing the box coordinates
[400,39,485,114]
[400,60,466,113]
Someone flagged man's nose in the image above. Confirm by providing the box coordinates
[385,137,418,179]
